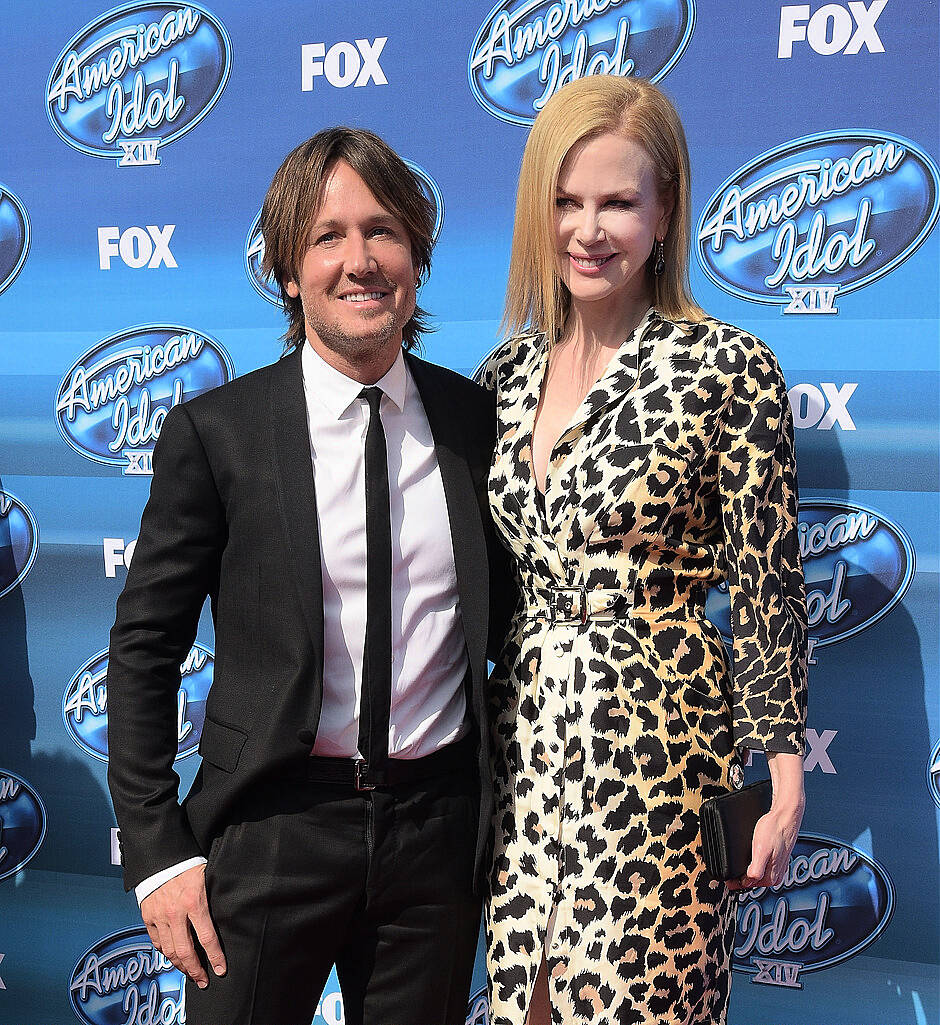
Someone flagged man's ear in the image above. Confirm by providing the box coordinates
[285,280,300,299]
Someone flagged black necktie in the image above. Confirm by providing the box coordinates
[357,387,392,782]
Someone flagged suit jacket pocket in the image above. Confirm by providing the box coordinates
[199,715,247,773]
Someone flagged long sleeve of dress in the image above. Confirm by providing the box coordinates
[717,342,807,754]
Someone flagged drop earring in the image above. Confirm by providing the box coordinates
[654,238,665,276]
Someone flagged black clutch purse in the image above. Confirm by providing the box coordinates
[700,779,772,881]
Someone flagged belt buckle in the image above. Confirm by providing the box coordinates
[551,585,587,624]
[355,760,376,791]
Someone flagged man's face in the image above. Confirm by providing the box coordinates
[286,160,417,378]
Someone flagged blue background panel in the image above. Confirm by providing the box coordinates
[0,2,937,1023]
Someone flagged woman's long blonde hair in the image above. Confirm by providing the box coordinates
[503,76,703,345]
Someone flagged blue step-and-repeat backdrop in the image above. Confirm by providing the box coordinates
[1,2,937,1023]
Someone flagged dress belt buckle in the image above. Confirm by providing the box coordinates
[355,760,377,791]
[551,585,587,624]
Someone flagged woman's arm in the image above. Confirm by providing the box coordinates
[713,331,809,889]
[716,337,808,757]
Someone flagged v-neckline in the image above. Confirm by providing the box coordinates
[529,307,654,498]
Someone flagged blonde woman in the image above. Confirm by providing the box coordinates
[480,76,807,1025]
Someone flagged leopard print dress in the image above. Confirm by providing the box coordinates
[480,308,807,1025]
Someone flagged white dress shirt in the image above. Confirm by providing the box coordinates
[136,342,469,903]
[304,341,468,757]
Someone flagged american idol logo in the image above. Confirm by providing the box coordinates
[63,644,213,763]
[0,490,39,601]
[70,926,184,1025]
[244,209,280,307]
[0,184,30,295]
[468,0,694,126]
[733,834,894,987]
[244,159,446,306]
[0,771,46,882]
[707,500,914,654]
[697,131,940,313]
[55,325,234,475]
[46,2,232,167]
[928,738,940,810]
[407,160,446,243]
[466,986,489,1023]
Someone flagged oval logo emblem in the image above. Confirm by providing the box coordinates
[407,159,446,244]
[244,208,281,307]
[733,833,894,981]
[697,131,940,308]
[0,490,39,600]
[54,325,234,475]
[244,159,446,306]
[0,770,46,882]
[69,926,184,1025]
[466,986,489,1023]
[928,738,940,810]
[46,2,232,166]
[706,499,914,647]
[468,0,694,126]
[0,183,30,295]
[63,644,213,763]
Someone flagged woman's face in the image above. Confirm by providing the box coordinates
[554,132,672,312]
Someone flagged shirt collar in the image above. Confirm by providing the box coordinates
[301,341,408,419]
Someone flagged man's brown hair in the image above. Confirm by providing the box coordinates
[261,127,435,352]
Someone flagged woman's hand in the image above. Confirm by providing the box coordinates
[726,750,805,891]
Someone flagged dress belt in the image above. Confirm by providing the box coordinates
[521,582,706,624]
[521,584,638,624]
[303,733,475,791]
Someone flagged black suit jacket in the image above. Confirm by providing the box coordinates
[107,346,511,893]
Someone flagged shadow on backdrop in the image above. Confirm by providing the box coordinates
[796,425,938,965]
[0,473,122,878]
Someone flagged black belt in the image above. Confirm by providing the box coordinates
[304,734,475,791]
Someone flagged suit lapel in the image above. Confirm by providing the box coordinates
[406,353,488,675]
[269,348,324,671]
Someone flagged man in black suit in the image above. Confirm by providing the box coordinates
[107,127,510,1025]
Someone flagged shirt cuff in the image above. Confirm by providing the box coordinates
[135,856,208,905]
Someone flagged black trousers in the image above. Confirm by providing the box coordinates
[186,767,482,1025]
